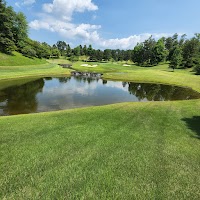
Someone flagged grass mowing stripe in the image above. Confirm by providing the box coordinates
[0,101,200,199]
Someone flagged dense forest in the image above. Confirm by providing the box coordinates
[0,0,200,74]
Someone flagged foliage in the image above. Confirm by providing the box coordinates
[69,55,79,62]
[169,46,183,70]
[21,46,36,58]
[194,64,200,75]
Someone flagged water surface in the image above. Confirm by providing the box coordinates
[0,76,199,116]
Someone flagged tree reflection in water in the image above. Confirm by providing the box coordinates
[0,79,44,115]
[127,82,200,101]
[0,77,200,116]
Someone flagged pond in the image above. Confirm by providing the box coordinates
[0,76,200,116]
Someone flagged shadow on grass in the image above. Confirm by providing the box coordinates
[182,116,200,139]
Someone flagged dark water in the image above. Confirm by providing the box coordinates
[0,76,200,116]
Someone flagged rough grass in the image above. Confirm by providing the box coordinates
[0,101,200,199]
[0,52,47,66]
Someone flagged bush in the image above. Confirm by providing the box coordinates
[0,37,17,54]
[21,46,36,58]
[194,65,200,75]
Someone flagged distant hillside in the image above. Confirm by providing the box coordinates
[0,52,47,66]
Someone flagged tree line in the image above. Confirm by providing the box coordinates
[132,33,200,74]
[0,0,199,74]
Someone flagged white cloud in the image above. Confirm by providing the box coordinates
[29,17,101,42]
[29,0,177,49]
[15,0,36,7]
[97,33,174,49]
[29,17,175,49]
[23,0,35,5]
[43,0,98,21]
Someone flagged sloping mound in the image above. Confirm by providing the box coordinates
[0,51,47,66]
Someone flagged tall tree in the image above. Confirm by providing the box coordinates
[182,37,199,68]
[169,46,183,71]
[103,49,112,61]
[13,12,28,49]
[0,1,16,53]
[152,38,167,65]
[87,44,93,56]
[56,41,67,56]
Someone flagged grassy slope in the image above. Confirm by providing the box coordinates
[0,63,70,80]
[0,101,200,199]
[0,52,47,66]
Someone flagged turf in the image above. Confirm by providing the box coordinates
[0,52,47,66]
[0,101,200,199]
[0,63,70,81]
[0,59,200,199]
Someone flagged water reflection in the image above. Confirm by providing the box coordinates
[0,76,199,116]
[0,79,44,115]
[127,83,200,101]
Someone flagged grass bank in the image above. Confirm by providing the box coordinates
[0,100,200,199]
[0,52,47,66]
[0,63,71,89]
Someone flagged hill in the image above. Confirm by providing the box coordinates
[0,52,47,66]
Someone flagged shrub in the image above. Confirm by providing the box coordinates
[21,46,36,58]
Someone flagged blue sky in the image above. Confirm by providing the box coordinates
[6,0,200,49]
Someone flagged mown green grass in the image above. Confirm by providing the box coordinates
[0,101,200,199]
[0,59,200,199]
[0,63,71,89]
[0,52,47,66]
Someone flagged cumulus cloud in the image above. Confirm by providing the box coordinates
[97,33,174,49]
[43,0,98,21]
[29,17,101,42]
[30,18,174,49]
[29,0,176,49]
[23,0,35,5]
[15,0,36,7]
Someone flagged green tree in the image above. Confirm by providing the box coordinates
[87,44,93,56]
[103,49,112,61]
[96,49,103,61]
[56,41,67,56]
[51,48,60,58]
[132,43,144,65]
[21,46,36,58]
[69,55,79,63]
[83,45,87,55]
[152,38,167,65]
[66,44,71,57]
[73,46,81,56]
[169,46,183,71]
[0,1,17,53]
[13,12,28,49]
[182,37,199,68]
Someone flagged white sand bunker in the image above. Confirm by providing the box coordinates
[123,64,131,66]
[81,64,98,68]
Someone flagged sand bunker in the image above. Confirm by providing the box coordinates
[81,64,98,68]
[123,64,131,66]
